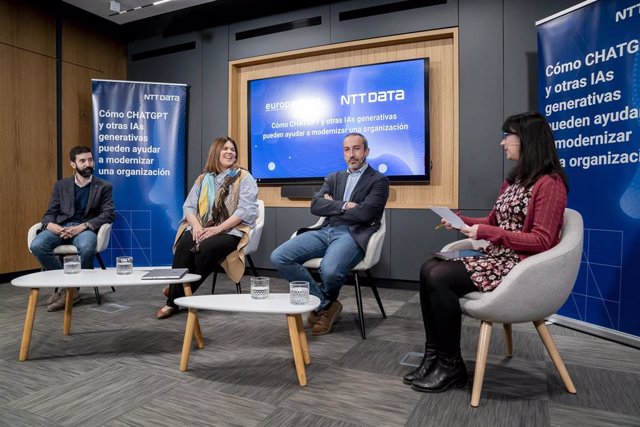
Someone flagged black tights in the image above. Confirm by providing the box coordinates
[166,230,240,307]
[419,258,477,355]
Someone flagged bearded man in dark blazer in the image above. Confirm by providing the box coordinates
[271,133,389,335]
[30,145,115,311]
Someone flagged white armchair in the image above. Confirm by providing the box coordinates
[292,212,387,339]
[442,208,583,406]
[211,200,265,294]
[27,222,114,304]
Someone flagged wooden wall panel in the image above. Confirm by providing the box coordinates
[61,63,103,161]
[62,20,127,77]
[0,2,126,274]
[61,21,126,155]
[0,0,55,56]
[0,44,56,273]
[229,28,459,209]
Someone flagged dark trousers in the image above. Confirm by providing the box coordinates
[419,258,477,355]
[166,229,240,307]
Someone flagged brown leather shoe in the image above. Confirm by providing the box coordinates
[307,310,319,326]
[156,305,176,319]
[311,300,342,336]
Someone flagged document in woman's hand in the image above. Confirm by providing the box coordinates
[429,206,466,229]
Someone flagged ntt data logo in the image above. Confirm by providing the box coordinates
[143,94,180,101]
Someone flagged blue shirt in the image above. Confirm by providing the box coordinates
[343,163,368,205]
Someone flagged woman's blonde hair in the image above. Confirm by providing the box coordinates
[204,136,238,174]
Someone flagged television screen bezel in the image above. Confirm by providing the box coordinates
[247,57,430,184]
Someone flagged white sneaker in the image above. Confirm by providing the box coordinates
[46,290,62,305]
[47,288,81,312]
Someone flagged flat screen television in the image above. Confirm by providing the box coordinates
[248,58,429,183]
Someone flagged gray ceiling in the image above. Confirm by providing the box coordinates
[57,0,344,40]
[62,0,218,25]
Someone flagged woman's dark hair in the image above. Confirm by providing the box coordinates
[502,112,568,191]
[204,136,238,173]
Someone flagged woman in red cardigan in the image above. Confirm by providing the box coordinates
[405,112,569,393]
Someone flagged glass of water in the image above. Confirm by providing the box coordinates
[63,255,81,274]
[116,256,133,275]
[250,276,269,299]
[289,281,310,305]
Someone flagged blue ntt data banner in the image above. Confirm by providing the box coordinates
[537,0,640,340]
[92,80,187,267]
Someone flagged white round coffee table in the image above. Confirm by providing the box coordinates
[12,269,201,361]
[175,293,320,386]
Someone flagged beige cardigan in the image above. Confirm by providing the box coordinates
[173,169,251,283]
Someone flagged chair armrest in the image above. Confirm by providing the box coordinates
[96,223,112,253]
[291,216,325,239]
[27,223,42,252]
[441,238,489,252]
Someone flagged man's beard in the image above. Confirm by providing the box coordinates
[77,166,93,178]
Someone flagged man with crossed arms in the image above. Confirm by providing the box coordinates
[271,133,389,335]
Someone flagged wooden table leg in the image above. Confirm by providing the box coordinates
[182,283,204,349]
[287,314,307,386]
[63,287,74,336]
[180,307,198,372]
[19,288,40,361]
[295,314,311,365]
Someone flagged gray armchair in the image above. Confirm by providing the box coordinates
[441,208,583,407]
[292,212,387,339]
[211,199,265,294]
[27,222,115,304]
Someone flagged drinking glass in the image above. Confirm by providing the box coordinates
[289,281,310,305]
[250,276,269,299]
[116,256,133,275]
[63,255,81,274]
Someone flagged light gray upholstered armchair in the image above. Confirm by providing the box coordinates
[27,222,114,304]
[441,208,583,407]
[211,199,265,294]
[292,211,387,339]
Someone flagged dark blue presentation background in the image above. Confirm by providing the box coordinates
[538,0,640,337]
[92,80,187,267]
[249,59,427,181]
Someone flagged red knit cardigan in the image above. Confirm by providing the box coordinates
[458,174,567,260]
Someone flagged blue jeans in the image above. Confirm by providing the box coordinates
[270,225,364,309]
[30,222,97,270]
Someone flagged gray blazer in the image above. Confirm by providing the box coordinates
[41,176,115,230]
[310,166,389,251]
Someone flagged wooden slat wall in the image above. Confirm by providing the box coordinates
[0,1,126,274]
[0,0,55,55]
[61,20,126,160]
[0,1,56,273]
[229,28,459,209]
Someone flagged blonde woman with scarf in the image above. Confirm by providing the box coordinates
[156,136,258,319]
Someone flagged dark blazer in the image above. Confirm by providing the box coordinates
[41,176,115,230]
[310,165,389,251]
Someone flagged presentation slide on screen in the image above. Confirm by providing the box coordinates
[249,59,429,181]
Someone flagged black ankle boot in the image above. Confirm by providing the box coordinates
[411,352,468,393]
[403,344,438,385]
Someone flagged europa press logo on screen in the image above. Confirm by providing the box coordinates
[143,94,181,101]
[264,98,323,112]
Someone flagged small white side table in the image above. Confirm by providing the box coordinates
[174,293,320,386]
[12,269,201,361]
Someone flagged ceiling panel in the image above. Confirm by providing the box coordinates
[62,0,218,25]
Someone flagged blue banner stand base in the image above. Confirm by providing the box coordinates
[548,315,640,349]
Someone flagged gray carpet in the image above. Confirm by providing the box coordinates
[1,274,639,426]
